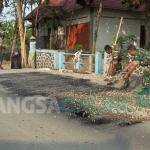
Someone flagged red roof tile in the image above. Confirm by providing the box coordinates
[25,0,145,20]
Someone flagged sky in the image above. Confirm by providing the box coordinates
[0,4,36,22]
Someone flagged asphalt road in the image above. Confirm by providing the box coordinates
[0,69,150,150]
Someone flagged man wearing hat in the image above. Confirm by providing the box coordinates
[28,36,36,68]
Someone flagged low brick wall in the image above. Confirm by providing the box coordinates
[36,52,54,69]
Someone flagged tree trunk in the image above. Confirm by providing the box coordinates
[50,28,52,49]
[16,0,27,68]
[11,21,18,59]
[91,2,102,54]
[145,22,149,45]
[34,0,42,36]
[66,0,76,59]
[0,0,3,14]
[11,3,18,59]
[22,0,27,27]
[145,0,150,45]
[31,4,34,36]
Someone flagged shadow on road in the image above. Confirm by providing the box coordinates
[0,138,130,150]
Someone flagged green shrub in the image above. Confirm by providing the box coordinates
[3,52,11,61]
[74,44,82,51]
[143,45,150,51]
[112,35,137,48]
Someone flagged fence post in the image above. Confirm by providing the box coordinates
[95,52,102,74]
[54,51,59,69]
[103,52,108,74]
[76,56,82,70]
[89,56,92,73]
[59,52,65,69]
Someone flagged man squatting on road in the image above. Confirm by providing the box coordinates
[122,44,150,95]
[104,45,130,89]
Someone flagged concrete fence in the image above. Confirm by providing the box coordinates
[35,49,105,74]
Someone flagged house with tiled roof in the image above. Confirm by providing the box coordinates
[25,0,147,51]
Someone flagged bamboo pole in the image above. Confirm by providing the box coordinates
[114,17,123,45]
[23,27,26,67]
[106,17,123,76]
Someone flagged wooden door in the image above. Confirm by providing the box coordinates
[66,22,90,50]
[77,23,90,50]
[140,25,146,47]
[66,24,77,49]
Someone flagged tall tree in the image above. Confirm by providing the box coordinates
[11,20,19,58]
[8,1,19,59]
[0,0,38,67]
[0,20,15,47]
[27,0,42,36]
[121,0,150,45]
[34,0,42,36]
[66,0,76,56]
[91,2,102,54]
[16,0,27,68]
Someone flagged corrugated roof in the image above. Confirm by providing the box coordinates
[91,0,145,11]
[25,0,145,20]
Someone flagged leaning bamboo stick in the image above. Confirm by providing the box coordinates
[114,17,123,45]
[106,17,123,77]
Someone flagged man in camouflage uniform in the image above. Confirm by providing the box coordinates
[104,45,130,88]
[122,44,150,94]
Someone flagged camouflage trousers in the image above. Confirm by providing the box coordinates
[142,67,150,86]
[114,59,129,86]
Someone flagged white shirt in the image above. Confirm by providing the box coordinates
[29,41,36,53]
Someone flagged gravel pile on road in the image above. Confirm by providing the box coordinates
[0,70,149,123]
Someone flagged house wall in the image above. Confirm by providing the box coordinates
[93,9,144,52]
[65,8,90,25]
[37,24,49,48]
[37,7,146,51]
[63,8,144,52]
[64,8,91,50]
